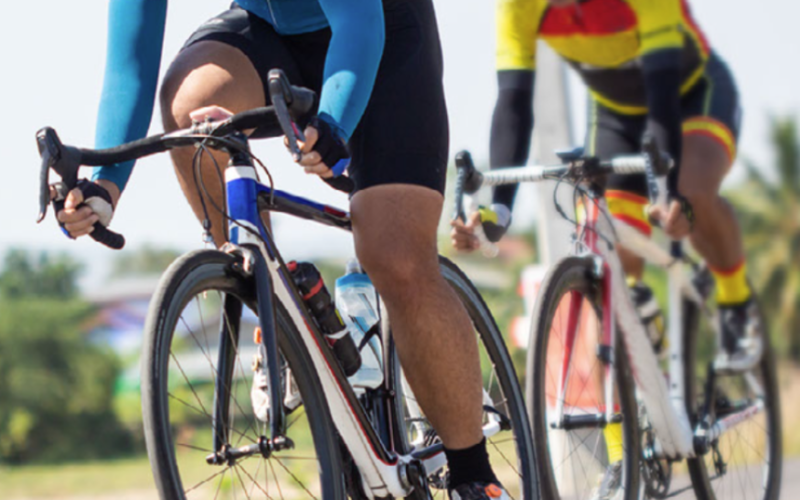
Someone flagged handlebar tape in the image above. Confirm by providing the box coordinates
[89,223,126,250]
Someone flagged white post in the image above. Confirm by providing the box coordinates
[530,42,604,495]
[531,42,575,264]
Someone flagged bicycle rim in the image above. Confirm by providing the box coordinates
[141,250,344,500]
[527,256,639,500]
[386,258,537,500]
[684,296,782,500]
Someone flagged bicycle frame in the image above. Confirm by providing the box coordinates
[552,190,767,460]
[220,160,502,498]
[451,146,767,462]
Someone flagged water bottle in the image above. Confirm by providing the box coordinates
[288,261,361,376]
[629,280,667,358]
[335,259,384,390]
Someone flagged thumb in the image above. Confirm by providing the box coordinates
[64,187,84,210]
[300,126,319,154]
[466,210,482,229]
[647,203,663,220]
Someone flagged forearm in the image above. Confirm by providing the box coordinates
[92,0,167,192]
[490,70,535,208]
[316,0,385,140]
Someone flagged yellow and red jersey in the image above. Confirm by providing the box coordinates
[497,0,711,114]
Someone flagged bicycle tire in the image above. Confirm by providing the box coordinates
[385,257,538,500]
[141,249,345,500]
[684,294,782,500]
[526,256,640,500]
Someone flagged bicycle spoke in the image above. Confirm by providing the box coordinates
[236,461,272,500]
[273,457,319,500]
[185,465,234,494]
[177,442,213,453]
[489,436,521,478]
[247,457,265,499]
[269,457,285,500]
[172,325,260,445]
[233,463,255,500]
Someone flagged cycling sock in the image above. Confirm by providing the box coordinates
[710,260,751,306]
[445,438,498,490]
[603,422,625,464]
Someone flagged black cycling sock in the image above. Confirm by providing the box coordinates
[444,438,498,490]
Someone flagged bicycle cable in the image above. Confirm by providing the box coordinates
[191,136,279,249]
[550,169,616,250]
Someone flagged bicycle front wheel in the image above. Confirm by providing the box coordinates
[141,250,345,500]
[385,257,537,500]
[527,256,639,500]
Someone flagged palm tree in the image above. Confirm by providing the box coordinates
[726,116,800,359]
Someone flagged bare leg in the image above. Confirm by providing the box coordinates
[159,41,266,246]
[679,134,743,269]
[351,185,484,449]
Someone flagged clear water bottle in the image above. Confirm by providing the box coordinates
[335,259,384,390]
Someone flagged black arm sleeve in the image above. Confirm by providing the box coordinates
[641,49,683,195]
[490,70,536,208]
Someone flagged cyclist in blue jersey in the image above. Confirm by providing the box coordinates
[53,1,509,498]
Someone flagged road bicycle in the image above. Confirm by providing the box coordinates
[35,70,536,500]
[452,142,781,500]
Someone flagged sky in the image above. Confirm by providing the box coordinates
[1,0,798,287]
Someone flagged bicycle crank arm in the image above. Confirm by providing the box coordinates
[411,408,512,478]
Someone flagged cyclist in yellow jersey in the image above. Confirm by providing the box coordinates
[451,1,762,497]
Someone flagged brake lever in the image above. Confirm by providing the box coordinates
[268,70,305,161]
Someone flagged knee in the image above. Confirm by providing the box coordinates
[159,65,195,131]
[356,243,439,300]
[680,184,720,214]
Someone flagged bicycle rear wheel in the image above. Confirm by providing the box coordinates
[684,291,782,500]
[141,250,345,500]
[385,257,537,500]
[527,256,639,500]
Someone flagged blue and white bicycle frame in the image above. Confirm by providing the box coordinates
[223,159,504,498]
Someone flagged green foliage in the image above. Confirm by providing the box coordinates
[0,250,82,300]
[110,245,182,277]
[0,250,132,464]
[726,115,800,358]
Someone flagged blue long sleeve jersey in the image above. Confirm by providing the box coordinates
[93,0,385,191]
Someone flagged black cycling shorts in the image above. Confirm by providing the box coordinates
[585,52,741,197]
[183,0,448,195]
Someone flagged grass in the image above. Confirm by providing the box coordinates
[5,363,800,499]
[0,456,156,498]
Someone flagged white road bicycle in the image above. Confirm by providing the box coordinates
[452,141,781,500]
[35,70,537,500]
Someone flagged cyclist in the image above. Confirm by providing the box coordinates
[54,1,509,498]
[451,0,760,497]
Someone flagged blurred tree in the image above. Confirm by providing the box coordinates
[0,250,82,299]
[727,116,800,359]
[0,250,131,463]
[110,244,181,277]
